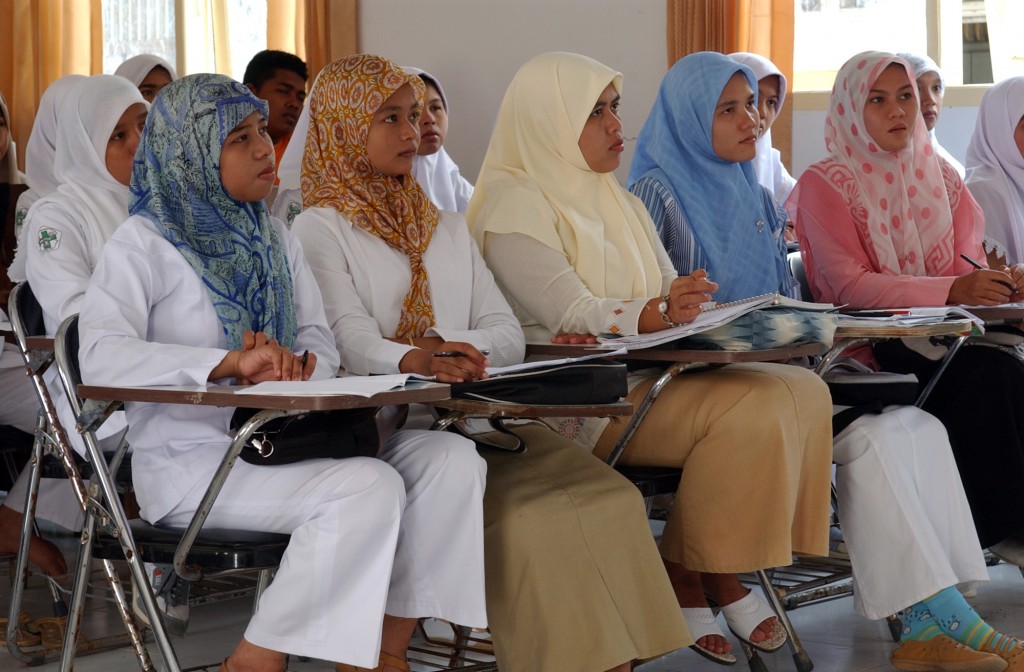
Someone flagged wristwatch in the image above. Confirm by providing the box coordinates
[657,295,676,327]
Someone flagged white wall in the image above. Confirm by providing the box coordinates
[359,0,667,183]
[792,105,979,179]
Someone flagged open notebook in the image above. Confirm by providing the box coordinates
[596,293,836,350]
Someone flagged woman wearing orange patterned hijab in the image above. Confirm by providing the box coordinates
[301,55,441,341]
[293,54,689,672]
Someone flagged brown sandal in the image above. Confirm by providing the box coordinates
[0,612,42,647]
[336,650,410,672]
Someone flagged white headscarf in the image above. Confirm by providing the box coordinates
[113,54,178,87]
[16,75,147,281]
[728,52,795,205]
[404,67,474,213]
[0,91,24,185]
[9,75,87,280]
[897,52,966,178]
[965,76,1024,264]
[468,52,663,301]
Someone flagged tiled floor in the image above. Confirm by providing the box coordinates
[3,530,1024,672]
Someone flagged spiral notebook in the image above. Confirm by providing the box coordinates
[597,293,836,350]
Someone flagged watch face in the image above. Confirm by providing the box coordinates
[658,299,669,314]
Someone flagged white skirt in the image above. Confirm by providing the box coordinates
[834,405,989,620]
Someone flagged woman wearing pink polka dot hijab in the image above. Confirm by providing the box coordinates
[790,51,1024,584]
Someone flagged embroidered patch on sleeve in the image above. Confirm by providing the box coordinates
[37,227,62,253]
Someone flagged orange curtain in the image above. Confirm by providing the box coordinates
[266,0,357,81]
[665,0,795,169]
[0,0,103,173]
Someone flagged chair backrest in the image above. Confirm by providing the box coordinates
[9,282,46,346]
[54,314,84,417]
[787,250,813,302]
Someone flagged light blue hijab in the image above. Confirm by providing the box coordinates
[628,51,787,303]
[129,74,297,350]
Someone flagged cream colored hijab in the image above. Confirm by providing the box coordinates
[467,51,662,300]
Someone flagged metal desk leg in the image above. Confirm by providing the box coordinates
[915,335,967,408]
[814,338,871,376]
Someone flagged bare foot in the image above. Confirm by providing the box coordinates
[662,558,730,655]
[0,505,67,576]
[701,573,777,643]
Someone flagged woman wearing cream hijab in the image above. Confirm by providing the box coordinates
[468,52,832,666]
[0,91,24,184]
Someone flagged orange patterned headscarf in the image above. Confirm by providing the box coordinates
[301,54,440,338]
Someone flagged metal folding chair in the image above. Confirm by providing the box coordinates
[53,314,291,672]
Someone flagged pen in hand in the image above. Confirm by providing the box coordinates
[300,350,309,369]
[960,253,1015,292]
[432,349,490,358]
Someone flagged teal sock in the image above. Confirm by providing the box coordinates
[898,601,942,642]
[922,587,1014,652]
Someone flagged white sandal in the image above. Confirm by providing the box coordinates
[681,607,738,666]
[720,590,788,653]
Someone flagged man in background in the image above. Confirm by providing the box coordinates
[243,50,308,181]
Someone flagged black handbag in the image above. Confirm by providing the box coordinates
[450,361,628,405]
[230,406,405,466]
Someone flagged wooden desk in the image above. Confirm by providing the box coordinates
[77,381,450,413]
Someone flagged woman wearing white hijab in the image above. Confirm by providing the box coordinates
[897,53,966,178]
[22,74,146,460]
[404,67,474,213]
[965,76,1024,265]
[113,53,178,102]
[269,71,317,225]
[728,53,796,207]
[11,75,88,281]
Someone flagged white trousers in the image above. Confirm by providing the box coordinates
[833,405,989,620]
[159,428,488,667]
[1,346,84,531]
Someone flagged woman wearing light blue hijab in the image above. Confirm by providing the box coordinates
[630,52,1007,672]
[79,73,488,672]
[628,51,791,304]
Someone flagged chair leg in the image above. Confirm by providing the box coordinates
[740,641,770,672]
[58,510,99,672]
[100,558,157,671]
[755,569,814,672]
[6,413,48,665]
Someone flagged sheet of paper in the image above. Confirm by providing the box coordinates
[596,298,775,350]
[236,374,412,397]
[485,348,628,376]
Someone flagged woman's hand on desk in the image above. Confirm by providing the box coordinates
[210,330,316,383]
[399,341,490,383]
[948,270,1014,306]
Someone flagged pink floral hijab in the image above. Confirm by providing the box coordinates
[797,51,969,277]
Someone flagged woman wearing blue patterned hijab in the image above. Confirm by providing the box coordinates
[628,51,791,303]
[129,73,297,350]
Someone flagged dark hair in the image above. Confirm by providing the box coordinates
[243,50,308,88]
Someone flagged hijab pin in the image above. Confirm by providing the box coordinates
[755,219,765,233]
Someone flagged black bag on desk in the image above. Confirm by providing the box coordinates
[230,406,401,466]
[450,361,628,405]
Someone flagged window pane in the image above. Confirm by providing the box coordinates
[224,0,267,81]
[794,0,928,90]
[102,0,176,75]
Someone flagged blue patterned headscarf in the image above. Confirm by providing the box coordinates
[129,74,297,350]
[628,51,787,303]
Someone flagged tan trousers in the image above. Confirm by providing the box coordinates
[481,424,690,672]
[594,362,832,573]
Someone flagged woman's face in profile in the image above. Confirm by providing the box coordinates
[577,84,623,173]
